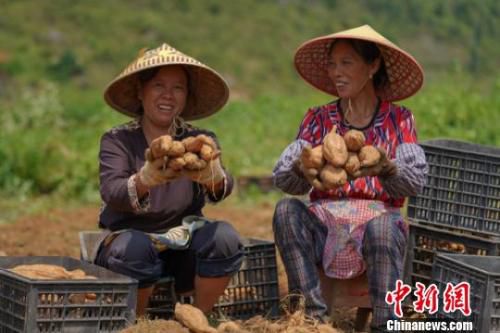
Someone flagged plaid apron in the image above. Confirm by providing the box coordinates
[309,199,400,279]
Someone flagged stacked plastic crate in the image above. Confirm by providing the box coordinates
[431,253,500,332]
[404,139,500,331]
[405,139,500,285]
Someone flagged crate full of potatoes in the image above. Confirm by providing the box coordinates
[0,256,137,333]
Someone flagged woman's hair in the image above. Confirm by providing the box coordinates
[137,67,161,86]
[328,39,389,90]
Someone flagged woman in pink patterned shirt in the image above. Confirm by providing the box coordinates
[273,25,428,332]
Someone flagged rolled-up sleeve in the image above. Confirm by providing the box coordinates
[380,143,428,198]
[273,139,312,195]
[99,132,138,212]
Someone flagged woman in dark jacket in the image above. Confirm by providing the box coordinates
[96,43,243,317]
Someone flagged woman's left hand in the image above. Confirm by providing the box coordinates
[138,153,182,187]
[183,157,226,186]
[352,147,397,179]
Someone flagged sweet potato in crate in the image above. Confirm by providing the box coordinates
[404,139,500,294]
[431,253,500,333]
[404,223,500,288]
[213,238,279,320]
[0,256,137,333]
[146,238,280,320]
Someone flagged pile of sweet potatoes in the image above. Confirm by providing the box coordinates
[146,134,219,175]
[9,264,96,280]
[301,127,383,190]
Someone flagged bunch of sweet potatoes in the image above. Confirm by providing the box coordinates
[146,134,219,173]
[10,264,96,280]
[301,126,383,190]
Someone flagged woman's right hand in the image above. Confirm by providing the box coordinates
[295,159,326,191]
[138,149,182,188]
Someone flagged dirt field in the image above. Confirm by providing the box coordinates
[0,200,362,332]
[0,201,276,259]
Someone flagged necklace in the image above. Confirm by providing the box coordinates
[341,98,381,129]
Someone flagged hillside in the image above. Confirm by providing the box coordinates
[0,0,498,96]
[0,0,498,199]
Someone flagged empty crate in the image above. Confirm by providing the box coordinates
[407,139,500,237]
[431,253,500,333]
[0,256,137,333]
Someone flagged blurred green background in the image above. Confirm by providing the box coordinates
[0,0,498,210]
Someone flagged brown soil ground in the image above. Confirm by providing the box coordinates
[0,201,362,332]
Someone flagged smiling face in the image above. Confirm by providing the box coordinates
[327,40,380,99]
[139,65,188,131]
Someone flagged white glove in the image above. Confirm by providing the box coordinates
[183,158,225,186]
[138,156,181,188]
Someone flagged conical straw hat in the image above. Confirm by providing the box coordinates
[104,43,229,120]
[294,25,424,101]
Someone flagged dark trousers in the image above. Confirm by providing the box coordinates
[273,198,407,331]
[95,221,243,291]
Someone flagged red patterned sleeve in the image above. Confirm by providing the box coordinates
[398,107,418,144]
[296,107,323,145]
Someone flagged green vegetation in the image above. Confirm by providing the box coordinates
[0,0,498,206]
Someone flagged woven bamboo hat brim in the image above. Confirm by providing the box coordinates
[104,43,229,121]
[294,25,424,101]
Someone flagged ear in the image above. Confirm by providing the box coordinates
[370,58,381,77]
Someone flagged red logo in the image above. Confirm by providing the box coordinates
[385,280,412,317]
[386,280,471,317]
[443,282,471,316]
[413,282,439,314]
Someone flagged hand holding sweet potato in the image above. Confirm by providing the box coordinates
[141,134,223,187]
[300,145,325,170]
[299,127,396,190]
[352,147,397,179]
